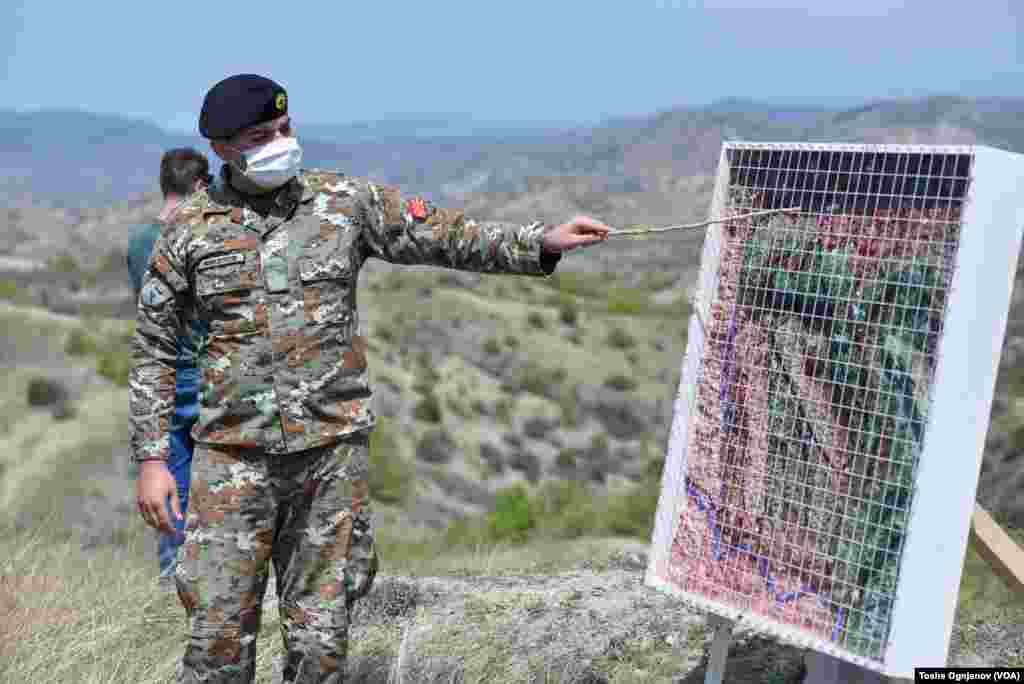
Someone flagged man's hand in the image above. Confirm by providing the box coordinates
[136,460,182,535]
[542,216,610,254]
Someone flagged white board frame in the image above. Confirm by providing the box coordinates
[645,142,1024,679]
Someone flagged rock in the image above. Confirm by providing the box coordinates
[479,442,505,473]
[502,433,523,448]
[576,384,651,439]
[523,416,555,440]
[372,383,402,418]
[507,449,541,484]
[51,401,77,421]
[432,469,494,508]
[416,428,456,464]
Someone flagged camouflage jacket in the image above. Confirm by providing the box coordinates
[129,166,562,463]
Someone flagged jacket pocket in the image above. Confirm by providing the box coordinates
[195,251,262,334]
[298,254,353,326]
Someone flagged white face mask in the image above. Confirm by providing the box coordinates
[232,136,303,189]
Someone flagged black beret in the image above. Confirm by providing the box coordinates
[199,74,288,140]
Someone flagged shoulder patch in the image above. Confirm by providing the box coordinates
[406,197,429,221]
[140,279,172,307]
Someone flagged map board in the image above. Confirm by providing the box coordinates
[645,142,1024,678]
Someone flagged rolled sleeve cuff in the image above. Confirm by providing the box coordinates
[515,223,561,277]
[132,435,171,464]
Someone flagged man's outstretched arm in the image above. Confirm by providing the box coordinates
[349,179,608,276]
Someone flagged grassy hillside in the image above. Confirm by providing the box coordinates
[3,255,1024,678]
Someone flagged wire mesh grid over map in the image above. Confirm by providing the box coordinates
[652,143,975,666]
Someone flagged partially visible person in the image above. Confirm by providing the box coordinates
[126,148,212,589]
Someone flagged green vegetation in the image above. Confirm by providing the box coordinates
[412,393,442,423]
[46,254,80,273]
[500,362,567,396]
[444,446,665,548]
[62,325,132,386]
[65,328,100,357]
[368,417,415,505]
[482,337,501,355]
[606,327,636,350]
[558,296,579,326]
[526,311,546,330]
[0,278,31,304]
[604,374,637,392]
[96,350,131,387]
[607,285,648,315]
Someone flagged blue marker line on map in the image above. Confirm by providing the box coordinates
[684,481,843,641]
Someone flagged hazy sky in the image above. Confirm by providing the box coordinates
[1,0,1020,132]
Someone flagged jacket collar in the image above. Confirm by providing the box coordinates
[203,166,313,237]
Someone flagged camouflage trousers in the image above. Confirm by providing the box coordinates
[174,431,378,683]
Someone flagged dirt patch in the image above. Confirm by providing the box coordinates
[0,575,82,658]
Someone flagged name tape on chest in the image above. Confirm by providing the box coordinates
[197,252,246,271]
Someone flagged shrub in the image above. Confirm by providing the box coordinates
[604,374,637,392]
[556,448,580,470]
[444,516,491,548]
[641,271,678,291]
[376,325,396,343]
[559,385,580,427]
[607,326,636,349]
[533,480,603,540]
[495,398,513,425]
[549,271,603,299]
[47,254,80,273]
[368,417,414,504]
[26,377,68,407]
[504,334,519,349]
[482,337,501,355]
[501,363,567,396]
[65,328,99,357]
[0,279,19,301]
[416,427,455,464]
[415,350,433,371]
[607,286,648,315]
[590,433,610,455]
[526,311,546,330]
[445,396,472,419]
[605,453,665,538]
[413,393,443,423]
[97,350,131,387]
[558,296,579,326]
[487,484,535,543]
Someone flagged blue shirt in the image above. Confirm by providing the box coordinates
[127,221,207,431]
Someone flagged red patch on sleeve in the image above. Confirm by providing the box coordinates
[406,197,428,221]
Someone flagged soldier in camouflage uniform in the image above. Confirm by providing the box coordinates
[131,74,610,684]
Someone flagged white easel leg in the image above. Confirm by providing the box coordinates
[703,615,734,684]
